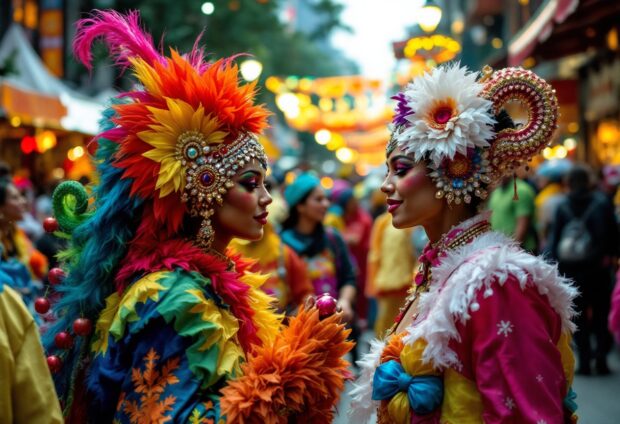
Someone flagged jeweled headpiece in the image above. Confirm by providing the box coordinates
[388,63,558,205]
[75,11,269,247]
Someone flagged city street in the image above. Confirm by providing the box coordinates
[335,334,620,423]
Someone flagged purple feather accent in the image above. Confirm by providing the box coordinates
[391,92,414,127]
[73,10,163,70]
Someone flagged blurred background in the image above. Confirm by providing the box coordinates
[2,1,620,421]
[2,0,619,189]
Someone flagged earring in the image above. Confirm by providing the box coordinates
[196,217,214,249]
[195,205,216,249]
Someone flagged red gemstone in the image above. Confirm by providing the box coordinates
[434,107,453,125]
[34,297,51,314]
[43,217,58,233]
[48,268,65,285]
[54,331,74,349]
[47,355,62,374]
[73,318,93,336]
[316,293,337,318]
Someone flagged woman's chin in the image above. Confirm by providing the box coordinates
[241,227,264,242]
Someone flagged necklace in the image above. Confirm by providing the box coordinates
[207,249,235,271]
[386,220,491,337]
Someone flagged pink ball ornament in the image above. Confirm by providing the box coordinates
[73,318,93,336]
[43,217,59,233]
[47,355,62,373]
[48,267,65,285]
[54,331,74,350]
[34,297,51,314]
[316,293,337,318]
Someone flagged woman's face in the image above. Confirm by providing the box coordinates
[297,186,330,224]
[212,160,272,242]
[381,146,443,229]
[0,183,27,224]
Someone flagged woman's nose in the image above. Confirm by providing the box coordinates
[381,177,394,194]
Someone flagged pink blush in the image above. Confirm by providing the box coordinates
[399,168,427,192]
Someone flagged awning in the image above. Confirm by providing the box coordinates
[0,24,105,134]
[0,79,67,127]
[508,0,579,66]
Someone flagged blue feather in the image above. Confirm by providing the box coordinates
[43,99,145,399]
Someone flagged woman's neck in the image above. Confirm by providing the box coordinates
[295,216,318,235]
[211,235,231,256]
[423,205,475,245]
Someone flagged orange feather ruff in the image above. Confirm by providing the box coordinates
[220,306,354,423]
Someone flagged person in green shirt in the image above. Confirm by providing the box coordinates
[489,177,538,253]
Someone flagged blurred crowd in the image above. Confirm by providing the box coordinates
[2,158,620,376]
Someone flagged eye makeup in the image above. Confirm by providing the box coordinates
[237,171,261,191]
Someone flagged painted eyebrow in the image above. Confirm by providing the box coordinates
[237,170,261,179]
[389,155,415,165]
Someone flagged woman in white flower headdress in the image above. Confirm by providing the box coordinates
[350,63,579,424]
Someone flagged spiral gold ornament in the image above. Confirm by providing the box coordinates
[480,67,559,179]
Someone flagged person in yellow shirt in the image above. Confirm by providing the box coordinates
[366,211,420,336]
[0,271,63,423]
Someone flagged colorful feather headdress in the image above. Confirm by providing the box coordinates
[388,63,558,205]
[75,10,270,247]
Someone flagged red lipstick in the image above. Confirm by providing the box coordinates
[386,199,403,213]
[254,212,269,225]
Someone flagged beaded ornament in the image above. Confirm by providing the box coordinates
[388,63,559,205]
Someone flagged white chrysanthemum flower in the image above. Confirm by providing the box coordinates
[395,63,496,166]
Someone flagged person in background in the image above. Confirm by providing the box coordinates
[366,211,419,336]
[488,173,538,253]
[330,180,373,327]
[0,268,63,423]
[281,172,359,365]
[13,176,45,244]
[281,173,357,321]
[0,173,47,307]
[535,159,571,250]
[230,177,314,315]
[548,164,618,375]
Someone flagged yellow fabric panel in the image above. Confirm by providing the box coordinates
[558,331,575,387]
[440,368,483,424]
[387,392,411,424]
[0,285,63,423]
[400,338,439,376]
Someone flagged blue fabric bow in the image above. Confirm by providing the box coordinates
[563,386,578,414]
[372,360,443,415]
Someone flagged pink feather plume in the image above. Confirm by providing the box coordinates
[73,9,163,70]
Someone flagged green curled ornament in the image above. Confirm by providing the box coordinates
[52,180,90,233]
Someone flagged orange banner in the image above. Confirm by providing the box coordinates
[0,81,66,126]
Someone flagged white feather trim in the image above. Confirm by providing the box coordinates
[348,338,386,423]
[402,215,578,370]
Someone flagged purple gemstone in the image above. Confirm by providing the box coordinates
[200,172,213,185]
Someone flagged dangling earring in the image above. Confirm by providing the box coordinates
[196,208,215,249]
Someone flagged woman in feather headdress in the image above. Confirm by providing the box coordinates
[41,10,351,423]
[350,64,579,423]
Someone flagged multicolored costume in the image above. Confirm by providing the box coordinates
[40,11,351,423]
[350,64,579,423]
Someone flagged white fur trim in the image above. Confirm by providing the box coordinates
[403,223,578,370]
[348,338,385,423]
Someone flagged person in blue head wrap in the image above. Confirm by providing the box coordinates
[281,172,357,325]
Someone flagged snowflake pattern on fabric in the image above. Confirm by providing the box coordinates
[536,374,544,383]
[537,420,547,424]
[496,320,514,337]
[504,397,516,411]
